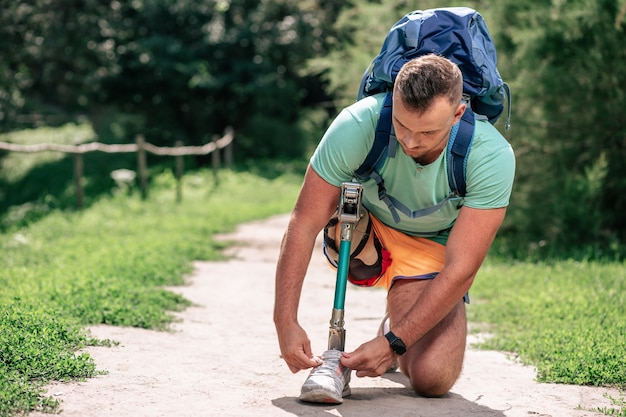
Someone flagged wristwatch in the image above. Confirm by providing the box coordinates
[384,331,407,355]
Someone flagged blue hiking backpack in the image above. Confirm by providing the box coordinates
[354,7,511,224]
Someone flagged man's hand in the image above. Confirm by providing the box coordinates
[341,336,397,377]
[276,322,321,373]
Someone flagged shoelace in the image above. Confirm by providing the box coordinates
[315,360,340,375]
[312,351,343,376]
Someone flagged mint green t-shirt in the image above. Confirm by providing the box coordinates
[310,93,516,244]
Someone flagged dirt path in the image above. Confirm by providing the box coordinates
[32,214,620,417]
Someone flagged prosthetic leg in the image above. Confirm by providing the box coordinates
[299,182,363,404]
[328,182,363,351]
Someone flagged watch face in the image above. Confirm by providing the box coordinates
[385,331,407,355]
[392,339,407,355]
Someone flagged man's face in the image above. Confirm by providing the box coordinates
[392,94,465,165]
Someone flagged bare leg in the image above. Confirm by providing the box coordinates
[387,279,467,397]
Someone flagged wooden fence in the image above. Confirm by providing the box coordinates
[0,127,234,208]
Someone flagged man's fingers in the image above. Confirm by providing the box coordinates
[355,369,379,378]
[285,351,321,373]
[278,324,319,373]
[341,339,394,377]
[340,349,365,370]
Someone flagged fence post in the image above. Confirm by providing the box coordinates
[175,140,184,203]
[136,134,148,199]
[224,138,233,168]
[211,134,221,186]
[211,134,221,171]
[74,152,84,209]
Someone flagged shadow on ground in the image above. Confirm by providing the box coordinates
[272,372,507,417]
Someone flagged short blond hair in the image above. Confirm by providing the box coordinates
[394,54,463,112]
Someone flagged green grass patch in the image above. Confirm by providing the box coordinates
[469,259,626,388]
[0,167,302,416]
[0,304,101,415]
[592,392,626,416]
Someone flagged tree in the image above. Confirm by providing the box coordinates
[93,0,351,158]
[488,0,626,257]
[0,0,110,129]
[1,0,350,160]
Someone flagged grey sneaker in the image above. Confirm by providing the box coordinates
[299,349,351,404]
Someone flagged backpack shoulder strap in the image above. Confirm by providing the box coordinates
[355,93,394,179]
[446,106,476,197]
[355,92,404,222]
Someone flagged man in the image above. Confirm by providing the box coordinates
[273,54,515,403]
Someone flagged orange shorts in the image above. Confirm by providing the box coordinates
[368,214,446,290]
[323,212,447,291]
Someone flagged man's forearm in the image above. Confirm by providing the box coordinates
[393,269,474,348]
[273,227,317,327]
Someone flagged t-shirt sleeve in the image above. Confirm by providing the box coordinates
[310,96,382,187]
[463,122,516,209]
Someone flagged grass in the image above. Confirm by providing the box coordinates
[469,258,626,387]
[593,392,626,416]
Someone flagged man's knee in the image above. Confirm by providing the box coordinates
[408,373,456,397]
[403,361,461,397]
[400,337,465,398]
